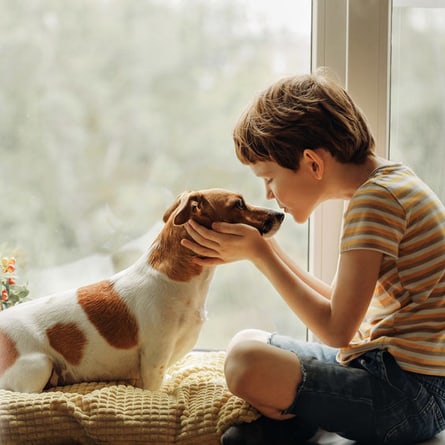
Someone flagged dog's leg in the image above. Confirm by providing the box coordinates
[0,353,53,393]
[139,347,171,391]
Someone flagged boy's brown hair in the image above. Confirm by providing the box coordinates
[233,72,375,171]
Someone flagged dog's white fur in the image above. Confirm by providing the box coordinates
[0,189,283,393]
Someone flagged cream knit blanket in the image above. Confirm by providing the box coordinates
[0,351,259,444]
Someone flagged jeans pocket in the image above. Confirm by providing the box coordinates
[358,350,445,443]
[356,350,404,391]
[384,394,444,444]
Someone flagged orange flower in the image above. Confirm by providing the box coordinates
[1,257,17,273]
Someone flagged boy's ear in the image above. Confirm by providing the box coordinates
[303,149,324,180]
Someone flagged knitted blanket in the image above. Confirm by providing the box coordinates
[0,351,259,444]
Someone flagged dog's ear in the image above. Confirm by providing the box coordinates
[162,191,202,225]
[162,192,188,223]
[173,193,202,226]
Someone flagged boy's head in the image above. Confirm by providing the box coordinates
[233,72,375,171]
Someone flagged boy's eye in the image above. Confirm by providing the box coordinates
[265,178,273,185]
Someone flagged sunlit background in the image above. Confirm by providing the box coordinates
[1,0,445,348]
[1,0,311,348]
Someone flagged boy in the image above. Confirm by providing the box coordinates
[181,72,445,444]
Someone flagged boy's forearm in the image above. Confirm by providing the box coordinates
[253,244,337,345]
[267,239,332,299]
[254,244,380,347]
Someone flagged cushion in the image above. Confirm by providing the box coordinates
[0,351,259,444]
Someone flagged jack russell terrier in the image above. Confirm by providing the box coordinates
[0,189,284,393]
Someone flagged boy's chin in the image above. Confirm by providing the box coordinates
[290,212,309,224]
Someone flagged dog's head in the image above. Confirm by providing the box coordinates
[163,188,284,238]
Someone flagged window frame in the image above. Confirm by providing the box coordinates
[310,0,391,284]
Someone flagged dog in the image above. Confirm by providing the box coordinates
[0,189,284,393]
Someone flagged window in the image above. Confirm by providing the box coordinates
[390,0,445,201]
[310,0,445,302]
[1,0,312,348]
[310,0,391,284]
[5,1,443,351]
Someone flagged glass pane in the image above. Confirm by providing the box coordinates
[390,1,445,201]
[1,0,311,348]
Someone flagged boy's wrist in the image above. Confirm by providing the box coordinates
[252,238,277,270]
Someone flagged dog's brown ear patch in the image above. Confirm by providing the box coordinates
[78,280,139,349]
[174,199,199,225]
[162,193,185,223]
[0,329,18,376]
[173,193,205,226]
[46,322,87,366]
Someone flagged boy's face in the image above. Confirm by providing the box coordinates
[250,157,324,224]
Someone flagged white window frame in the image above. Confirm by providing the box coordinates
[310,0,391,283]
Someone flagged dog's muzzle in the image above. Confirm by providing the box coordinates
[260,212,285,235]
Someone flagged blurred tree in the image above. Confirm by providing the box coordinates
[390,7,445,200]
[0,0,311,346]
[0,0,309,265]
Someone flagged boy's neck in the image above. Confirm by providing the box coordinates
[327,155,387,200]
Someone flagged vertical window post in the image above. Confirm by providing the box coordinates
[310,0,391,285]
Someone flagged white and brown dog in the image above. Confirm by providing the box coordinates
[0,189,284,393]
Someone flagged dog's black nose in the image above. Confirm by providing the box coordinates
[261,212,284,235]
[277,212,285,223]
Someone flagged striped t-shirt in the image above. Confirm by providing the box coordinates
[337,163,445,376]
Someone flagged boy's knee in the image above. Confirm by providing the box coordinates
[224,339,267,398]
[226,328,270,354]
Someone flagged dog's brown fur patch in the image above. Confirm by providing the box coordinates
[149,225,203,282]
[46,322,87,365]
[0,329,18,376]
[78,280,139,349]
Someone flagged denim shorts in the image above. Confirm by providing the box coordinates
[269,333,445,444]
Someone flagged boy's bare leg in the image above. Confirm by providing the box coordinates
[222,330,317,445]
[224,329,303,420]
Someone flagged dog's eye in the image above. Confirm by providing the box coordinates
[234,199,246,210]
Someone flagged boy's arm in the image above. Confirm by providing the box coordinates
[266,238,333,299]
[254,242,382,347]
[182,220,382,347]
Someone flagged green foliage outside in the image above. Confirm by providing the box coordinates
[2,3,443,348]
[0,0,310,347]
[390,7,445,199]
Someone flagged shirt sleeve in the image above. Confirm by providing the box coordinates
[341,183,406,258]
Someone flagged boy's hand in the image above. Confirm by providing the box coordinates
[181,219,268,266]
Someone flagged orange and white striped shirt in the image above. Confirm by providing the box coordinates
[338,163,445,376]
